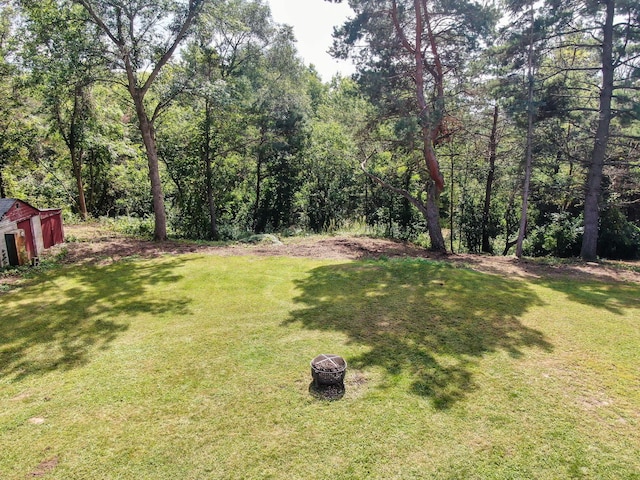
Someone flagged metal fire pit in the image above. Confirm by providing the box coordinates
[310,354,347,387]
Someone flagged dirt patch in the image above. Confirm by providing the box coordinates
[448,253,640,283]
[28,456,58,477]
[56,226,435,265]
[8,224,640,284]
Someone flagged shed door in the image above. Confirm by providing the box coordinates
[4,234,19,266]
[41,213,63,248]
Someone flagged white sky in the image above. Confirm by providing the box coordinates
[265,0,356,81]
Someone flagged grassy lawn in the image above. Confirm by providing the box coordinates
[1,254,639,479]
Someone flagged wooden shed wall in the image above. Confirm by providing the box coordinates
[0,200,64,267]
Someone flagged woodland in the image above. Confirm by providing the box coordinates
[0,0,639,260]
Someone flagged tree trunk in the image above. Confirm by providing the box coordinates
[132,91,168,241]
[416,2,445,252]
[482,104,499,254]
[88,151,95,212]
[426,179,446,252]
[516,4,536,259]
[0,168,6,198]
[449,145,455,253]
[502,187,519,255]
[253,129,265,233]
[63,86,89,221]
[71,150,88,221]
[580,0,615,261]
[203,99,219,240]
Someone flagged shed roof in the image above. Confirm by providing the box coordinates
[1,198,62,223]
[0,198,46,221]
[0,198,18,220]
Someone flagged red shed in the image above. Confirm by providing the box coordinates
[0,198,64,267]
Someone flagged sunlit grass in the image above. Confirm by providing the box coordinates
[1,255,639,479]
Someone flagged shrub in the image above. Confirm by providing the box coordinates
[598,207,640,260]
[101,216,156,238]
[524,212,583,257]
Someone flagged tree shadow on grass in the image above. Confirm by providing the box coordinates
[286,259,553,409]
[536,279,640,316]
[0,257,190,382]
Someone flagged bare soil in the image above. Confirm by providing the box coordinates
[28,456,58,477]
[8,223,640,285]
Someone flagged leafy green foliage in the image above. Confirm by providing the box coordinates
[598,207,640,259]
[524,212,583,257]
[0,0,638,259]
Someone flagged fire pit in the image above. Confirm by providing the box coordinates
[310,354,347,387]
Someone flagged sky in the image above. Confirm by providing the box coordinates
[265,0,356,81]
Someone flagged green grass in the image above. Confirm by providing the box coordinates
[1,255,639,479]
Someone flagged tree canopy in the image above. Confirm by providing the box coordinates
[1,0,638,260]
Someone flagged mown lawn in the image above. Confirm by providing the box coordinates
[1,254,639,479]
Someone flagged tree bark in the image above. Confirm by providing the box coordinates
[426,179,446,251]
[411,0,445,192]
[516,4,536,259]
[131,91,168,241]
[449,145,455,253]
[71,150,88,221]
[203,99,219,240]
[482,105,499,253]
[580,0,615,261]
[502,187,519,255]
[57,86,89,221]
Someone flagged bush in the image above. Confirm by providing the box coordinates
[101,216,156,238]
[598,208,640,260]
[524,212,583,257]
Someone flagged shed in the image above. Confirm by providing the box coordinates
[0,198,64,267]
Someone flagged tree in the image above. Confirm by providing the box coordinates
[490,0,554,257]
[298,75,366,232]
[545,0,640,260]
[0,2,19,198]
[19,0,107,220]
[328,0,496,252]
[244,25,310,233]
[482,104,500,253]
[579,0,615,260]
[177,0,275,239]
[514,2,536,258]
[72,0,209,240]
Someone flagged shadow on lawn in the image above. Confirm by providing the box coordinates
[287,259,553,409]
[537,279,640,316]
[0,257,189,382]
